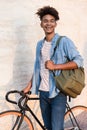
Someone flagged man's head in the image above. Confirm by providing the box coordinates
[36,6,59,21]
[36,6,59,35]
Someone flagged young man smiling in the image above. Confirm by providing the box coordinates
[23,6,83,130]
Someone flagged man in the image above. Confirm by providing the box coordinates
[23,6,83,130]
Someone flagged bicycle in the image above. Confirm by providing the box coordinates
[0,90,87,130]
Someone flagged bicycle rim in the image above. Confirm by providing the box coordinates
[64,106,87,130]
[0,110,34,130]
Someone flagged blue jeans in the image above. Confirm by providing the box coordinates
[39,91,67,130]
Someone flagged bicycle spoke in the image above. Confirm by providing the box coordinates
[64,106,87,130]
[0,111,34,130]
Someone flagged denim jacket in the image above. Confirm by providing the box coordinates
[31,33,84,98]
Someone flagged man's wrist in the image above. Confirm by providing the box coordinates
[53,64,60,70]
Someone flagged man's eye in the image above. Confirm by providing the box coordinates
[51,20,55,23]
[43,20,48,23]
[43,20,55,23]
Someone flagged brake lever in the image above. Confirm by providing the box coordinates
[18,95,29,110]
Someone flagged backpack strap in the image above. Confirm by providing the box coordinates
[51,36,64,59]
[51,36,64,76]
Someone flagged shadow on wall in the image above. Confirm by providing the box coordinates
[83,41,87,74]
[83,40,87,98]
[75,40,87,106]
[0,25,34,111]
[12,25,34,90]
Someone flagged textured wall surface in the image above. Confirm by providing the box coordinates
[0,0,87,129]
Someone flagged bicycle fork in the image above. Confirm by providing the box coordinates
[11,110,25,130]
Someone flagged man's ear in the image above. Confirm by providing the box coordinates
[55,22,57,27]
[40,22,43,28]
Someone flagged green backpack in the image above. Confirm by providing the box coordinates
[53,36,85,98]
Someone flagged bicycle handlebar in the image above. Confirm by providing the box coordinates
[5,90,39,110]
[5,90,27,105]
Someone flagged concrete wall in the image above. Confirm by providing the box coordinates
[0,0,87,129]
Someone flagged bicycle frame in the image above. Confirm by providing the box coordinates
[6,90,47,130]
[23,97,46,130]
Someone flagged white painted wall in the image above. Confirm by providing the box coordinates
[0,0,87,129]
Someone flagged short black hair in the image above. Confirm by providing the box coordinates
[36,6,59,21]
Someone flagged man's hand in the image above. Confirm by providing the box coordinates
[45,60,55,71]
[22,80,32,94]
[22,86,30,94]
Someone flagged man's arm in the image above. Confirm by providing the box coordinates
[45,60,78,71]
[22,78,32,93]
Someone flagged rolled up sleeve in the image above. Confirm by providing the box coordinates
[63,36,84,67]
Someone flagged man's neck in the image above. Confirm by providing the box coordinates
[45,33,55,42]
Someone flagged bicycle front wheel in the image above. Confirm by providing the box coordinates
[64,106,87,130]
[0,110,34,130]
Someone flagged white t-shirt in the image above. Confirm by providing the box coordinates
[39,40,51,91]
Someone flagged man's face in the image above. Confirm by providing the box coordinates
[41,14,57,35]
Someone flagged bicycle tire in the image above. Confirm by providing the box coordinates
[0,110,34,130]
[64,105,87,130]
